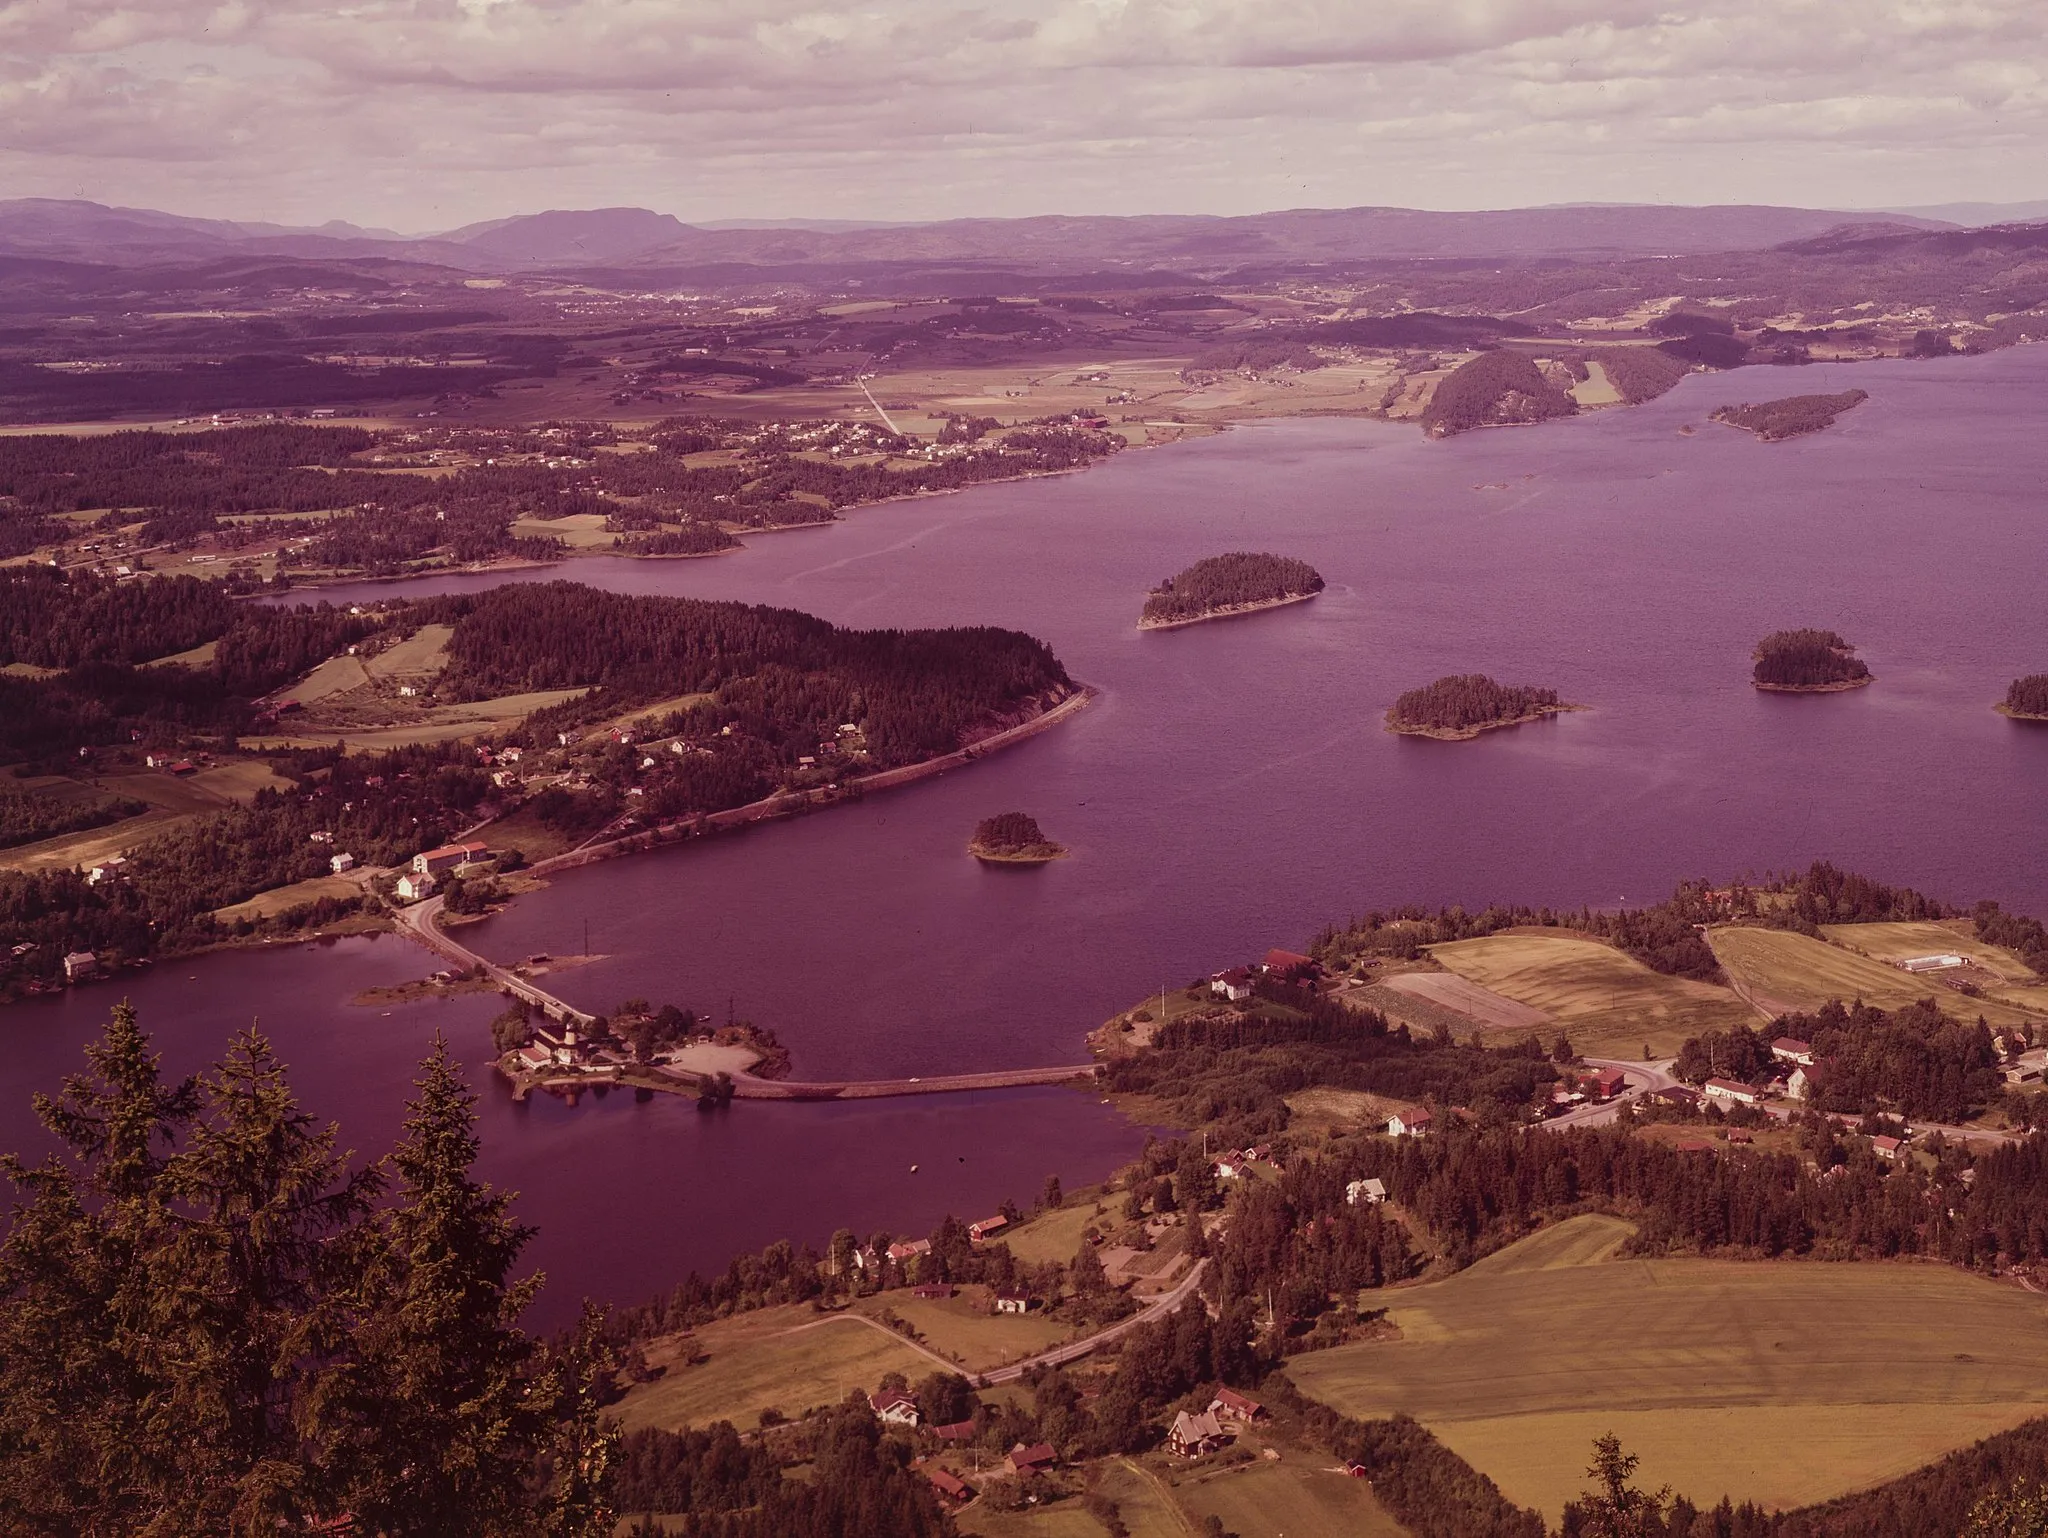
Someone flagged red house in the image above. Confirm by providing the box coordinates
[1008,1441,1056,1476]
[1263,948,1318,980]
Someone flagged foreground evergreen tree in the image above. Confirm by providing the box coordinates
[0,1001,197,1535]
[313,1034,547,1535]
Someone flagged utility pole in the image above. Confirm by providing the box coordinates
[583,917,590,957]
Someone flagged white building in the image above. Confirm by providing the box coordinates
[395,872,435,903]
[330,852,357,874]
[1346,1177,1388,1206]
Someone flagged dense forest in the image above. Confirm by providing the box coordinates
[1752,629,1872,690]
[1420,349,1578,437]
[1598,346,1693,403]
[2002,674,2048,718]
[1138,552,1324,625]
[0,1007,617,1534]
[969,811,1062,859]
[1385,673,1569,736]
[1711,389,1869,441]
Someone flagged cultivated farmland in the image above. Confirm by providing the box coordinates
[1427,932,1754,1055]
[1287,1216,2048,1520]
[611,1308,938,1433]
[1707,925,2044,1029]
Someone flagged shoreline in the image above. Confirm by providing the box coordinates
[969,843,1067,865]
[1385,702,1587,740]
[1136,590,1320,631]
[1753,676,1875,694]
[1995,704,2048,722]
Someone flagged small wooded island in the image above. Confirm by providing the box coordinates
[1385,674,1583,739]
[1711,389,1868,441]
[968,811,1067,864]
[1999,675,2048,721]
[1139,552,1324,629]
[1753,628,1873,692]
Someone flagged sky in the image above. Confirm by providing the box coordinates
[3,0,2045,232]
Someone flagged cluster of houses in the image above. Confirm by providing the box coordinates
[393,840,493,903]
[1212,1143,1278,1180]
[1209,947,1322,1002]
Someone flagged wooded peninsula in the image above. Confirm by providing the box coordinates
[1138,552,1324,629]
[1753,629,1873,692]
[1384,674,1581,739]
[1711,389,1869,442]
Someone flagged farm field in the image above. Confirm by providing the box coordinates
[852,1291,1074,1371]
[252,688,589,752]
[212,874,362,923]
[1427,932,1754,1055]
[188,761,294,804]
[1707,926,2044,1028]
[1169,1452,1407,1538]
[364,622,452,679]
[1379,969,1548,1031]
[1287,1215,2048,1520]
[1284,1086,1403,1137]
[998,1203,1099,1266]
[610,1308,937,1434]
[1823,920,2041,980]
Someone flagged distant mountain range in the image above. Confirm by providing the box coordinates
[13,196,2044,277]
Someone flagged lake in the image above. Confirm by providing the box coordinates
[8,348,2046,1323]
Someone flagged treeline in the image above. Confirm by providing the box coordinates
[1386,673,1563,733]
[0,783,146,851]
[2003,674,2048,718]
[1140,552,1324,624]
[0,1007,616,1534]
[1421,349,1577,437]
[1337,1117,2048,1271]
[1711,389,1868,441]
[1976,900,2048,973]
[1677,1000,2004,1123]
[0,566,235,669]
[1753,629,1871,689]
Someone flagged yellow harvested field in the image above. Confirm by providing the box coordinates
[254,689,587,752]
[1823,920,2041,981]
[957,1505,1108,1538]
[189,761,294,805]
[0,810,181,875]
[286,654,370,703]
[141,639,218,670]
[856,1291,1073,1371]
[364,623,453,679]
[1570,359,1624,407]
[1428,932,1754,1055]
[998,1203,1098,1266]
[512,512,616,548]
[1380,970,1549,1032]
[1170,1454,1406,1538]
[1708,926,2043,1028]
[1288,1216,2048,1519]
[612,1310,937,1434]
[213,875,360,922]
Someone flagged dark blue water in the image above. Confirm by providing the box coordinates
[9,348,2045,1322]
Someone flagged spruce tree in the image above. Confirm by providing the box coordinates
[154,1027,381,1533]
[0,1001,197,1535]
[320,1033,546,1536]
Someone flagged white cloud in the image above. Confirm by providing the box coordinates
[0,0,2041,227]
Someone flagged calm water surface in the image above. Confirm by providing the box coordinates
[9,350,2046,1323]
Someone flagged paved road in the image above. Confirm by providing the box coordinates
[1542,1057,1683,1129]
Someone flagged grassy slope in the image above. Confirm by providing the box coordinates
[1428,932,1754,1055]
[853,1291,1075,1372]
[1707,926,2045,1029]
[611,1309,937,1434]
[1288,1216,2048,1520]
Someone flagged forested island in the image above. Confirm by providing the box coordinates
[1711,389,1868,441]
[1420,348,1578,438]
[0,573,1076,995]
[1384,674,1581,739]
[1999,674,2048,721]
[1753,629,1873,692]
[1137,552,1324,629]
[967,811,1066,864]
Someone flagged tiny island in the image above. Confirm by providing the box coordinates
[1999,675,2048,722]
[968,811,1067,864]
[1711,389,1868,442]
[1384,674,1583,739]
[1753,629,1873,692]
[1139,552,1324,630]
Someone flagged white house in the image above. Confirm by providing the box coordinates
[1771,1037,1815,1066]
[869,1390,921,1427]
[62,951,98,982]
[993,1291,1032,1315]
[1900,954,1967,973]
[86,857,128,885]
[1346,1177,1388,1206]
[1388,1108,1433,1137]
[395,872,436,903]
[329,852,357,875]
[1703,1078,1761,1107]
[1210,966,1255,1002]
[1786,1064,1817,1101]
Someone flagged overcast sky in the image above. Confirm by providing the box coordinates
[4,0,2044,231]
